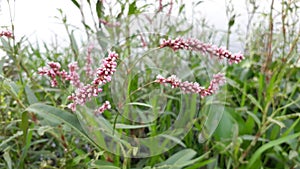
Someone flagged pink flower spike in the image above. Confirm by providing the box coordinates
[0,31,13,39]
[160,38,245,64]
[39,51,119,112]
[38,62,62,87]
[155,73,226,98]
[47,62,61,71]
[160,38,190,51]
[199,73,226,97]
[67,51,119,112]
[93,51,119,85]
[67,62,82,88]
[68,84,103,106]
[67,103,77,112]
[94,101,111,116]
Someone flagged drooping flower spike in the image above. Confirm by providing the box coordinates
[38,51,118,112]
[68,51,118,111]
[67,62,82,88]
[155,73,226,98]
[94,101,111,116]
[0,31,13,39]
[38,62,65,87]
[160,37,244,64]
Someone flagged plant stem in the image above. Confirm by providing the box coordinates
[262,0,274,76]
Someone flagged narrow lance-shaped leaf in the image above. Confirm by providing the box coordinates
[96,0,104,19]
[24,85,38,104]
[71,0,80,9]
[26,103,101,150]
[246,132,300,169]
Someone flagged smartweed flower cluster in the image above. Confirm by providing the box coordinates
[160,37,244,64]
[156,37,244,95]
[155,73,226,98]
[0,30,13,39]
[38,51,118,113]
[38,38,244,114]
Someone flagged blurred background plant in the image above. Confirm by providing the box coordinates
[0,0,300,168]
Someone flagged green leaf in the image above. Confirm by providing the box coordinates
[71,0,80,9]
[282,117,300,137]
[127,102,153,108]
[247,94,263,112]
[156,150,209,169]
[25,85,38,104]
[70,31,79,55]
[77,107,133,155]
[128,1,138,15]
[245,110,261,126]
[18,123,33,168]
[0,58,5,75]
[72,153,89,166]
[240,135,268,142]
[266,71,277,102]
[267,117,285,128]
[96,0,104,19]
[2,78,20,99]
[213,109,234,140]
[179,4,185,14]
[160,134,186,148]
[115,123,152,129]
[3,149,12,169]
[90,160,120,169]
[228,15,236,27]
[156,149,196,167]
[0,131,23,150]
[37,126,53,136]
[227,78,263,112]
[26,103,100,150]
[185,158,215,169]
[20,112,29,143]
[246,132,300,169]
[1,38,11,52]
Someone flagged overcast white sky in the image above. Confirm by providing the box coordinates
[0,0,86,44]
[0,0,280,53]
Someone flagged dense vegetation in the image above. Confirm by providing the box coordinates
[1,0,300,168]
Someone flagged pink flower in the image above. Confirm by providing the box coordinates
[93,51,118,85]
[156,73,226,98]
[68,51,118,112]
[47,62,61,74]
[38,62,63,87]
[160,38,190,51]
[67,84,103,111]
[0,31,13,39]
[160,37,245,64]
[38,51,119,112]
[67,62,82,88]
[94,101,111,115]
[38,61,82,87]
[199,73,226,97]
